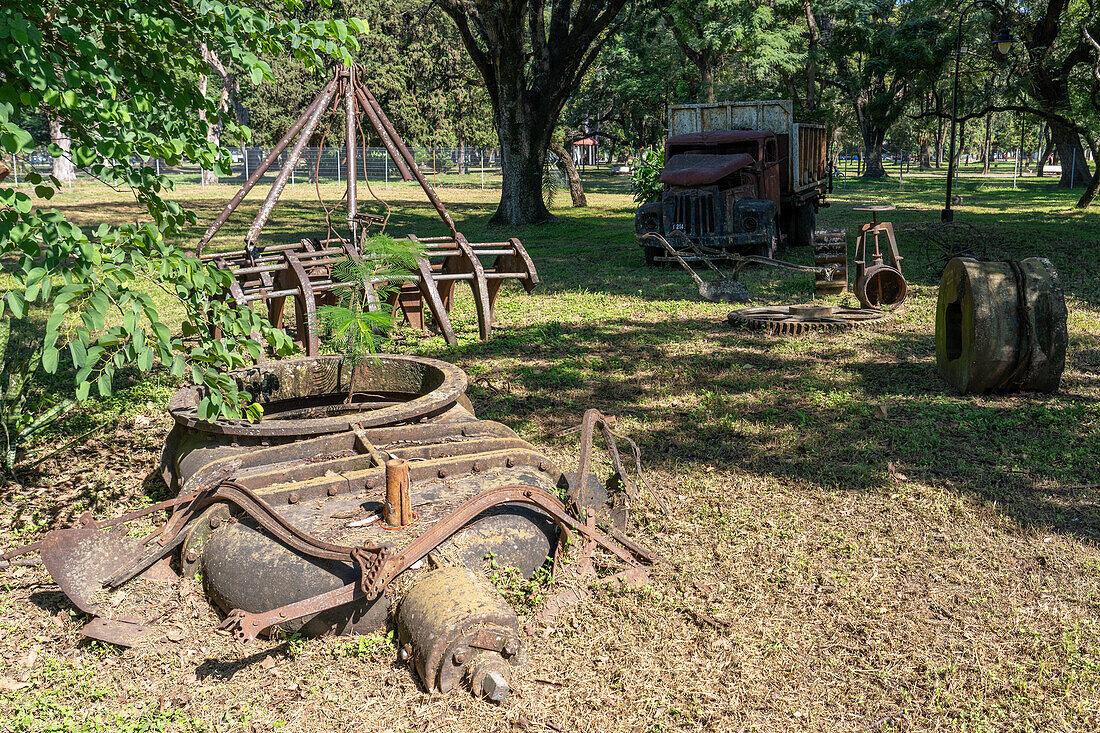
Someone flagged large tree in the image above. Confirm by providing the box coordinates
[657,0,802,104]
[433,0,631,225]
[819,0,949,178]
[560,6,690,152]
[1011,0,1095,189]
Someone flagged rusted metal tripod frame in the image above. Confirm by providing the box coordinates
[195,64,537,349]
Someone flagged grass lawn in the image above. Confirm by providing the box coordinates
[1,168,1098,732]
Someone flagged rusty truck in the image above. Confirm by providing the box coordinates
[636,100,829,265]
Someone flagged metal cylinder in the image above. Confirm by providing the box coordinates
[855,263,907,309]
[396,566,521,700]
[936,257,1067,393]
[384,458,411,526]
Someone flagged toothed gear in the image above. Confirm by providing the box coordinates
[727,304,891,336]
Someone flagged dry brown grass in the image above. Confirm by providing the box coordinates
[1,175,1098,732]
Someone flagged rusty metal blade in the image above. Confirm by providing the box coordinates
[40,528,146,615]
[80,616,150,648]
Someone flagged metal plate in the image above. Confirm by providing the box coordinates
[80,617,150,648]
[40,528,146,615]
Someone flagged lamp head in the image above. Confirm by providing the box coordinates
[994,25,1014,54]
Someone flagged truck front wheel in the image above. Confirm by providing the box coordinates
[756,219,779,260]
[644,245,666,267]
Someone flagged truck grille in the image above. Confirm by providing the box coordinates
[670,192,717,237]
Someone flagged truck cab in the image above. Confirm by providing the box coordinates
[636,130,783,263]
[636,100,828,266]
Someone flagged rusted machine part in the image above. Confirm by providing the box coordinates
[383,458,413,527]
[344,64,359,248]
[643,231,844,304]
[245,77,338,249]
[161,354,469,490]
[168,407,581,637]
[353,85,457,237]
[198,64,536,347]
[856,264,907,309]
[813,229,848,296]
[39,529,147,616]
[14,354,659,690]
[936,257,1067,393]
[640,232,753,304]
[853,205,907,310]
[389,234,540,346]
[215,485,650,643]
[728,304,891,335]
[396,566,520,700]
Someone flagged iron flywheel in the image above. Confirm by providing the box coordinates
[727,304,891,336]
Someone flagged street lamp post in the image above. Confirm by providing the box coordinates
[942,1,1014,222]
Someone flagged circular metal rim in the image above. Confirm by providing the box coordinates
[167,354,468,437]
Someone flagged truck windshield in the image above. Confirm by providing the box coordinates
[670,142,758,158]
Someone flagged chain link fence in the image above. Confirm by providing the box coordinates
[7,146,512,188]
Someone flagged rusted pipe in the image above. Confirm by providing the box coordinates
[243,76,340,247]
[354,86,457,236]
[345,65,358,248]
[385,457,411,526]
[355,89,414,182]
[197,77,339,254]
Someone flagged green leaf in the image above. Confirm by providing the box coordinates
[69,338,87,365]
[6,291,25,318]
[42,345,59,373]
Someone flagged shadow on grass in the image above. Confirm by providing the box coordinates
[422,316,1100,543]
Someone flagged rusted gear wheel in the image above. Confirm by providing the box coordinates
[727,304,891,336]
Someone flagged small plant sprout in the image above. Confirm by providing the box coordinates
[316,234,424,403]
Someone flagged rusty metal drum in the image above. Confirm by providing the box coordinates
[162,355,603,639]
[936,257,1067,393]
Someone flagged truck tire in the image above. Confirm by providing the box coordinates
[757,219,779,260]
[644,245,665,267]
[792,205,816,248]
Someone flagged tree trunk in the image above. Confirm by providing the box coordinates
[49,118,76,184]
[492,113,554,226]
[550,140,587,207]
[198,43,236,186]
[1050,120,1090,188]
[862,127,886,179]
[802,0,819,110]
[701,59,715,103]
[981,113,992,175]
[1037,125,1053,176]
[919,136,932,170]
[457,139,466,175]
[1077,131,1100,208]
